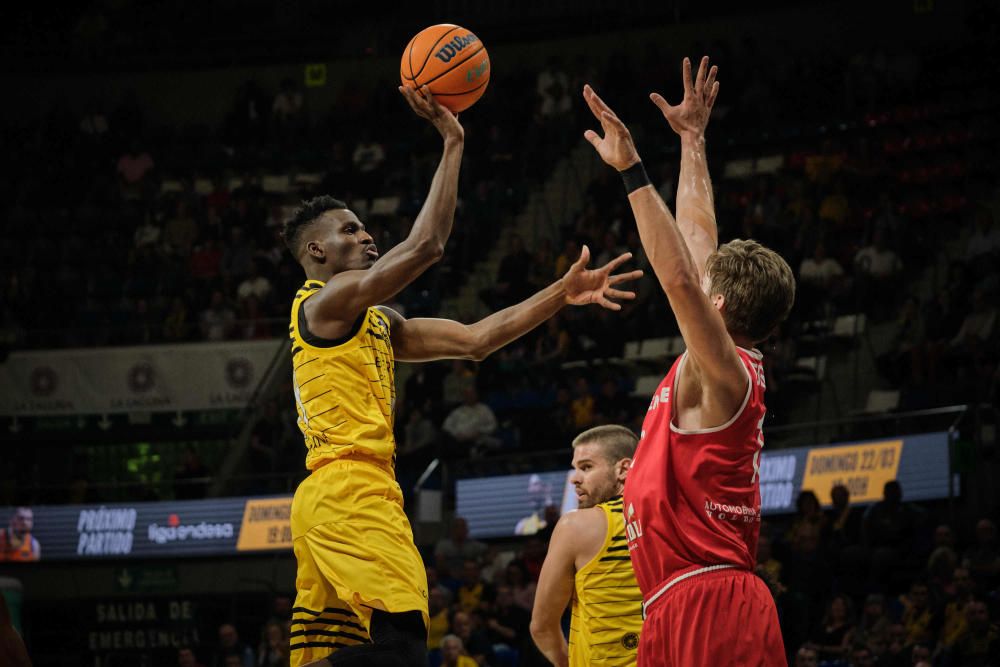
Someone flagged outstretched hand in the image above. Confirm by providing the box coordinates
[399,84,464,142]
[562,246,643,311]
[582,85,641,172]
[650,56,719,138]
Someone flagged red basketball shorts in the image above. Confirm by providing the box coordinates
[638,568,786,667]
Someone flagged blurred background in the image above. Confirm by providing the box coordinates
[0,0,998,665]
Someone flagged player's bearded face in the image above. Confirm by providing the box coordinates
[571,444,622,509]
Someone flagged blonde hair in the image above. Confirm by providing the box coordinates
[705,239,796,342]
[572,425,638,463]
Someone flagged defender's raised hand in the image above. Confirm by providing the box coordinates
[650,56,719,138]
[582,85,640,172]
[399,84,464,142]
[562,246,643,311]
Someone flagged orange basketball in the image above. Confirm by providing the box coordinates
[401,24,490,113]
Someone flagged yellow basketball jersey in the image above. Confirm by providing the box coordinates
[289,280,396,471]
[569,496,643,666]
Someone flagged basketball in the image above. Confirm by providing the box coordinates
[401,24,490,113]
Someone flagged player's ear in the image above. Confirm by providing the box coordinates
[711,293,725,312]
[617,458,632,481]
[306,240,326,261]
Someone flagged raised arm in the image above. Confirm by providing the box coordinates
[382,247,641,362]
[305,86,464,331]
[582,85,746,406]
[650,56,720,279]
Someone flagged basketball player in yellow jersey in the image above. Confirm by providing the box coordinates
[531,426,644,667]
[282,85,642,667]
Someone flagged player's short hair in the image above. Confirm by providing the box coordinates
[572,425,638,463]
[705,239,795,343]
[281,195,348,256]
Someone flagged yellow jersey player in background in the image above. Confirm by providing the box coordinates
[531,426,644,667]
[282,85,643,667]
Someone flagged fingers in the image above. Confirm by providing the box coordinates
[583,129,603,149]
[602,251,633,274]
[601,111,627,134]
[608,269,644,285]
[705,64,718,97]
[605,288,636,300]
[707,80,720,110]
[573,244,591,269]
[583,84,617,119]
[649,92,672,116]
[694,56,710,95]
[598,297,623,312]
[682,57,694,95]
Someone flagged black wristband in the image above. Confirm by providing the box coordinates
[620,161,651,194]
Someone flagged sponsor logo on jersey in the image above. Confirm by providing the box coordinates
[625,503,643,544]
[622,632,639,650]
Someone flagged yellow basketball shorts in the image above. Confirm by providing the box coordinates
[289,458,429,666]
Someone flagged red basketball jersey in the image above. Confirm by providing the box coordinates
[623,346,767,603]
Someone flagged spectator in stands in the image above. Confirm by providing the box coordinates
[927,524,960,586]
[213,623,253,667]
[794,645,818,667]
[942,566,975,647]
[221,226,255,280]
[255,621,287,666]
[799,241,844,298]
[116,139,155,199]
[864,481,921,588]
[755,533,785,596]
[963,518,1000,591]
[435,517,487,579]
[351,130,386,199]
[533,316,571,371]
[826,484,863,551]
[200,290,236,341]
[271,77,304,127]
[163,297,192,342]
[442,387,499,457]
[945,597,999,666]
[808,595,854,662]
[965,207,1000,278]
[442,360,478,409]
[882,622,908,666]
[402,406,437,454]
[570,376,595,430]
[450,610,494,666]
[457,559,492,613]
[178,647,207,667]
[849,645,875,667]
[854,230,903,318]
[788,490,827,547]
[851,594,890,655]
[502,558,537,615]
[164,200,198,256]
[536,56,571,119]
[487,235,533,309]
[427,587,452,652]
[440,634,477,667]
[899,580,941,647]
[134,212,161,249]
[485,583,530,665]
[190,238,223,284]
[236,259,273,303]
[949,289,997,351]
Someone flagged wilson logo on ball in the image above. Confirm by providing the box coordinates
[434,34,480,63]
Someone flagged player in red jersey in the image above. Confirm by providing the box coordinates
[582,57,796,666]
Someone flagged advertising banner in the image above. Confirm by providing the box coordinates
[459,432,954,538]
[0,339,285,416]
[0,496,291,563]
